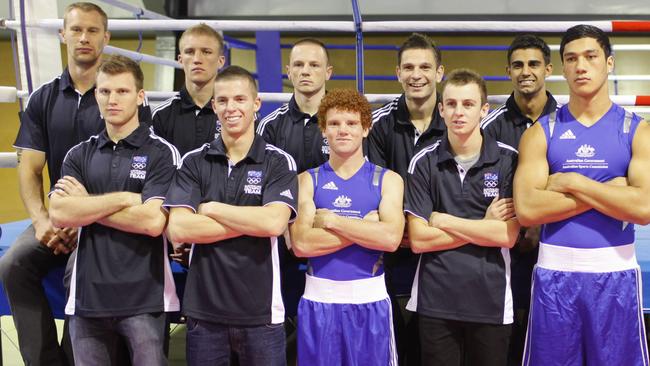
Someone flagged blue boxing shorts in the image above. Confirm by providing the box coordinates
[297,274,397,366]
[523,243,649,366]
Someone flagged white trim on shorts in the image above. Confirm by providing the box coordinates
[303,274,388,304]
[538,242,638,272]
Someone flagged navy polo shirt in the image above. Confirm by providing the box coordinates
[14,67,151,187]
[163,134,298,326]
[481,91,558,149]
[368,93,446,295]
[57,123,180,317]
[151,86,219,157]
[256,94,328,173]
[404,132,518,324]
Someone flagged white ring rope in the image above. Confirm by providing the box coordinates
[4,18,650,33]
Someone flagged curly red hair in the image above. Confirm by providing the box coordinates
[317,88,372,131]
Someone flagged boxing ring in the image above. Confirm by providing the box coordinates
[1,0,650,331]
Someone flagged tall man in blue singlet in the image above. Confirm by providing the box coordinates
[514,25,650,366]
[291,88,405,366]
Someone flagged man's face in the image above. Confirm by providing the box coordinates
[439,83,489,138]
[562,37,613,98]
[286,43,332,97]
[322,108,368,157]
[212,78,261,138]
[507,48,552,97]
[178,34,225,86]
[396,48,444,102]
[60,9,110,66]
[95,72,144,127]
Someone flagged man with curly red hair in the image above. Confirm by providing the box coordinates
[291,88,405,365]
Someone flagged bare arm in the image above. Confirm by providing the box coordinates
[199,201,292,238]
[17,149,74,253]
[290,172,353,258]
[431,213,520,249]
[513,123,590,226]
[407,214,468,253]
[551,121,650,224]
[167,207,241,244]
[97,199,168,237]
[316,171,405,252]
[49,183,141,228]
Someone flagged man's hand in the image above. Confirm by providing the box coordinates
[170,242,191,267]
[313,209,339,230]
[428,211,449,228]
[484,196,515,221]
[54,176,89,197]
[46,227,78,255]
[33,218,58,245]
[546,172,583,193]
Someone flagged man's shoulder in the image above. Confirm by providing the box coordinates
[407,140,443,174]
[256,103,291,134]
[371,96,401,126]
[480,103,509,130]
[24,76,63,111]
[151,93,182,118]
[263,143,297,172]
[145,130,181,164]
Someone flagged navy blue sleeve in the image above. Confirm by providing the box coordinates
[500,153,518,199]
[404,154,434,222]
[367,120,387,168]
[141,143,180,202]
[14,88,47,152]
[263,150,298,221]
[49,143,86,196]
[163,152,203,212]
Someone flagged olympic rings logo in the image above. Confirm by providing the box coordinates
[247,177,261,185]
[484,180,498,188]
[132,162,146,170]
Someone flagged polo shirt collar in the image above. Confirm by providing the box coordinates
[97,123,150,149]
[396,93,445,133]
[179,86,214,112]
[206,133,267,164]
[436,130,501,167]
[288,94,313,123]
[59,68,75,92]
[505,91,558,125]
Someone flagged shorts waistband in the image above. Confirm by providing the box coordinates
[303,274,388,304]
[538,243,638,272]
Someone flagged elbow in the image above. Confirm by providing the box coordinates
[291,240,311,258]
[384,231,402,253]
[514,207,539,227]
[630,209,650,226]
[266,218,288,238]
[49,203,72,228]
[142,212,167,237]
[409,236,427,254]
[166,221,190,243]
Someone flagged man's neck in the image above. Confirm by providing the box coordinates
[405,92,438,132]
[448,129,483,160]
[514,90,549,121]
[222,130,255,164]
[106,118,140,143]
[294,89,325,116]
[328,150,366,179]
[68,61,100,94]
[568,87,612,127]
[186,79,215,108]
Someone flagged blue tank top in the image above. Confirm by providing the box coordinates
[540,103,640,248]
[308,161,386,281]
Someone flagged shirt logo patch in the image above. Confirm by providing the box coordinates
[129,155,147,180]
[483,172,499,198]
[322,138,330,155]
[280,189,294,200]
[244,170,263,195]
[559,129,576,139]
[333,195,352,208]
[575,144,596,158]
[322,181,338,190]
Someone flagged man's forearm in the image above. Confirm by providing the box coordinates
[50,192,140,228]
[202,203,290,237]
[17,159,49,224]
[437,215,519,248]
[97,200,167,237]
